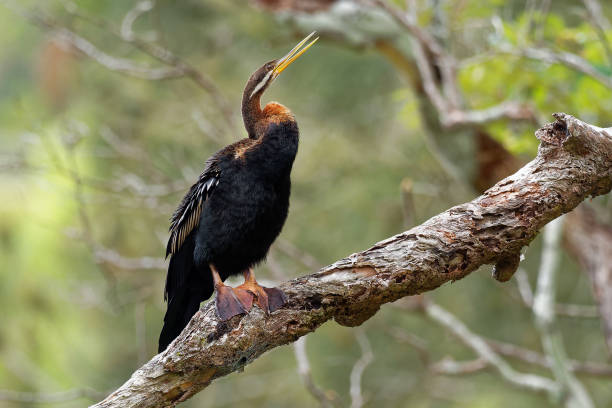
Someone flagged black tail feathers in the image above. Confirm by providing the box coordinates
[158,285,209,352]
[158,245,213,353]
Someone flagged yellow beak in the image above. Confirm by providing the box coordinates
[273,31,319,78]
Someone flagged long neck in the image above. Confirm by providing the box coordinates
[242,91,262,139]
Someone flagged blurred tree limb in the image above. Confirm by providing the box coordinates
[533,218,593,408]
[565,205,612,355]
[0,0,237,134]
[293,336,340,408]
[514,268,600,319]
[391,299,612,378]
[92,114,612,408]
[424,300,559,394]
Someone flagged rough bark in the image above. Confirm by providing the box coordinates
[92,113,612,408]
[564,204,612,355]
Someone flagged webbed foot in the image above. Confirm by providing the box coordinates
[214,284,249,321]
[236,269,287,314]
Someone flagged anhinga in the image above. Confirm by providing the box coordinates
[158,32,318,352]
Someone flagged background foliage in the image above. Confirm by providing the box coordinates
[1,0,611,407]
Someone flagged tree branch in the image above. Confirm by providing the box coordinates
[565,204,612,354]
[500,46,612,90]
[424,301,559,393]
[514,268,600,318]
[93,113,612,408]
[391,298,612,377]
[293,336,340,408]
[581,0,612,66]
[349,330,373,408]
[0,0,238,134]
[372,0,535,128]
[533,218,594,408]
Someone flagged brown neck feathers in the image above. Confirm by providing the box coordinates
[242,91,262,139]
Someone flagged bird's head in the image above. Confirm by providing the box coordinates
[242,32,318,138]
[245,31,319,101]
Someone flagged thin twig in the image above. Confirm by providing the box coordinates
[387,327,432,367]
[581,0,612,65]
[293,337,339,408]
[487,339,612,377]
[121,0,155,41]
[391,302,612,377]
[54,29,180,79]
[565,204,612,354]
[62,3,237,132]
[582,0,611,31]
[533,217,594,408]
[1,0,237,133]
[429,357,488,375]
[372,0,534,128]
[424,301,560,394]
[349,330,373,408]
[554,303,600,319]
[514,269,600,318]
[0,0,183,80]
[500,46,612,90]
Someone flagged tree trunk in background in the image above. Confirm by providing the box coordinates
[565,204,612,355]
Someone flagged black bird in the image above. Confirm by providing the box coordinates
[158,32,318,352]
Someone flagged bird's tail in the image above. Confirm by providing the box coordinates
[158,252,213,353]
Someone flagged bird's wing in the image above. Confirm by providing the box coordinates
[166,158,220,257]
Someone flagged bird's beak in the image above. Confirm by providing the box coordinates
[272,31,319,79]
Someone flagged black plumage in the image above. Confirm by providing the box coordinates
[158,33,318,352]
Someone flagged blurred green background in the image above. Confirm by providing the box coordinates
[1,0,612,407]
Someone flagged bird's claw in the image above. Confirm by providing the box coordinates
[215,284,249,321]
[263,287,287,312]
[233,287,254,311]
[236,282,287,315]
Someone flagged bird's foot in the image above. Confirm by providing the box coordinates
[232,287,254,311]
[215,284,250,321]
[263,286,287,312]
[235,281,287,314]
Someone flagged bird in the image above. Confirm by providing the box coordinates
[158,32,318,353]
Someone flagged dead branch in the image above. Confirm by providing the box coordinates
[1,0,237,134]
[0,1,182,81]
[92,113,612,408]
[392,299,612,377]
[487,339,612,377]
[372,0,535,128]
[500,46,612,90]
[581,0,612,65]
[349,330,373,408]
[532,218,593,408]
[293,336,340,408]
[582,0,611,31]
[514,268,600,318]
[429,356,488,375]
[424,301,559,394]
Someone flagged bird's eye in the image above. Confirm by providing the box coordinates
[266,63,275,71]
